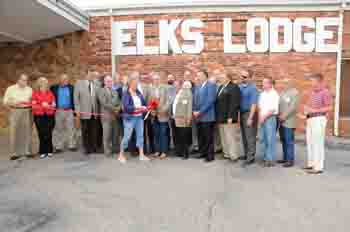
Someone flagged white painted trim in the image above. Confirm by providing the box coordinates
[110,9,116,77]
[334,9,344,136]
[0,31,32,43]
[87,5,341,17]
[36,0,89,30]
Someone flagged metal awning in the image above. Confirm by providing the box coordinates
[0,0,89,44]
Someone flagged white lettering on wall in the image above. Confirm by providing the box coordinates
[111,17,340,56]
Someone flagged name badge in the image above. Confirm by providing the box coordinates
[182,100,188,105]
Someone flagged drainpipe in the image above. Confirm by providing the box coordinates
[334,1,345,136]
[110,8,117,77]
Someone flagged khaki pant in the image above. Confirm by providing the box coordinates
[102,118,119,155]
[306,116,327,171]
[218,123,239,159]
[53,111,76,150]
[9,108,32,155]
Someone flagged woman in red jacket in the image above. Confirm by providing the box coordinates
[32,77,56,159]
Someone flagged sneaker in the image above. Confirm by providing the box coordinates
[118,155,127,164]
[47,153,54,158]
[159,153,167,159]
[139,155,150,161]
[40,154,48,159]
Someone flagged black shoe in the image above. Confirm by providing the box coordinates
[204,158,215,163]
[190,149,199,155]
[182,156,189,160]
[238,156,247,161]
[83,150,91,155]
[242,158,255,167]
[10,155,21,161]
[306,170,323,175]
[283,162,294,168]
[69,148,77,152]
[54,149,63,154]
[277,160,287,164]
[215,149,223,154]
[194,154,206,159]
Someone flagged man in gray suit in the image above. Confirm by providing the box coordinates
[97,75,121,156]
[74,70,100,155]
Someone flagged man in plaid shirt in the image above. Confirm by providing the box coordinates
[300,74,332,174]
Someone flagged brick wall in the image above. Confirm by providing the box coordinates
[87,11,340,135]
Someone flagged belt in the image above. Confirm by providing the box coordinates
[13,107,31,109]
[307,112,326,119]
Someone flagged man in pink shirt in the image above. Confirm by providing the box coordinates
[299,73,332,174]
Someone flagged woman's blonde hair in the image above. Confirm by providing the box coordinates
[36,77,49,91]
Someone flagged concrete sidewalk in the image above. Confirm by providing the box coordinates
[0,142,349,232]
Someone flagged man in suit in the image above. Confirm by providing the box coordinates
[74,70,101,155]
[51,74,76,153]
[97,75,121,156]
[215,69,241,161]
[193,69,217,162]
[149,72,171,159]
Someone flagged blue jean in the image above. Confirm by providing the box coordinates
[121,116,144,151]
[152,120,169,153]
[279,125,295,162]
[260,116,277,161]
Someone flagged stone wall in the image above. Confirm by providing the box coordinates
[0,31,88,129]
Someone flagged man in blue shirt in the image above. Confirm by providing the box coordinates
[50,74,76,153]
[239,69,258,166]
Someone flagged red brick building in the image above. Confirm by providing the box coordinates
[83,1,350,136]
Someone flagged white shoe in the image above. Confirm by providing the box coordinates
[47,153,53,158]
[139,155,150,161]
[118,156,127,164]
[40,154,47,159]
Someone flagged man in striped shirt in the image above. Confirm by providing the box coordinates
[300,73,332,174]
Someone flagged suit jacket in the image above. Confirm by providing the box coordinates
[172,89,193,127]
[74,79,100,120]
[50,84,74,111]
[194,81,217,122]
[216,82,241,124]
[279,88,300,128]
[149,84,171,122]
[97,87,121,122]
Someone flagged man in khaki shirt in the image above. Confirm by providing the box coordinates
[277,78,300,167]
[3,74,33,160]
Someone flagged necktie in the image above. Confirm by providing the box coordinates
[89,81,93,97]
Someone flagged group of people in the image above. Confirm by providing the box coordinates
[3,68,332,174]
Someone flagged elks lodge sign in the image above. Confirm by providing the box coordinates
[112,17,340,56]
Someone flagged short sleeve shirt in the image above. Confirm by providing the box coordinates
[239,83,258,112]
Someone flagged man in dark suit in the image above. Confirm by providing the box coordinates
[215,69,241,161]
[193,69,217,162]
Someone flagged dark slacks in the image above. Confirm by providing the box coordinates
[80,116,100,154]
[152,119,169,153]
[198,121,215,161]
[34,114,55,155]
[240,112,257,160]
[279,125,295,162]
[174,126,192,158]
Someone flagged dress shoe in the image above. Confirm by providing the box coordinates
[69,148,78,152]
[242,158,255,167]
[182,156,189,160]
[204,158,215,163]
[238,156,247,161]
[306,170,323,175]
[230,157,240,163]
[10,154,21,161]
[283,162,294,168]
[25,154,36,159]
[303,166,313,170]
[277,160,287,164]
[194,154,206,159]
